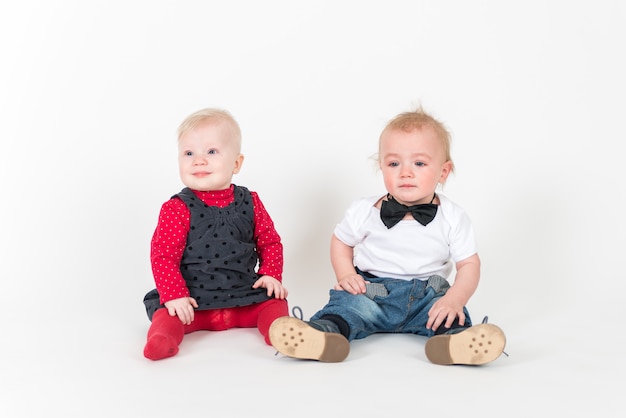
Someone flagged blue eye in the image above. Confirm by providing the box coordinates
[185,151,193,156]
[389,162,399,167]
[208,149,217,155]
[415,161,425,167]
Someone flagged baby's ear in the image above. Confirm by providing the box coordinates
[439,160,453,183]
[233,153,244,174]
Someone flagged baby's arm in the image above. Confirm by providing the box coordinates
[426,253,481,331]
[250,192,284,282]
[151,198,193,304]
[330,234,367,294]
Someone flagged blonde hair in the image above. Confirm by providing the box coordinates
[379,107,455,173]
[177,108,242,151]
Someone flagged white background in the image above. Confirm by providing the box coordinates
[1,1,624,417]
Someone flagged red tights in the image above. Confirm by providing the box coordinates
[143,298,288,360]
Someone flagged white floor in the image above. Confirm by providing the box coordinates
[1,298,621,417]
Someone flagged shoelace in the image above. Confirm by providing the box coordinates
[482,316,509,357]
[291,306,303,320]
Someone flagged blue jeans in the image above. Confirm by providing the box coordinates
[310,274,472,341]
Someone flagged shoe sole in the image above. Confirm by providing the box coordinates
[269,317,350,362]
[425,323,506,365]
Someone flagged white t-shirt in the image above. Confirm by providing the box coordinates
[333,193,477,281]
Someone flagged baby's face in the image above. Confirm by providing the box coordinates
[379,127,452,206]
[177,120,243,191]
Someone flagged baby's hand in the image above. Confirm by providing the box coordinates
[426,295,466,331]
[334,274,368,295]
[253,275,288,299]
[164,297,198,325]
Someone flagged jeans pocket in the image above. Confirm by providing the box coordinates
[425,275,450,294]
[364,283,389,299]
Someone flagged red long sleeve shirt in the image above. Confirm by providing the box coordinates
[150,185,283,305]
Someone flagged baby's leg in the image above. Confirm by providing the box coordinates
[143,308,184,360]
[235,299,288,345]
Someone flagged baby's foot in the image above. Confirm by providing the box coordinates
[143,334,179,361]
[425,322,506,365]
[269,317,349,362]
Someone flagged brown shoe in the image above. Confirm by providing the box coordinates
[269,316,350,363]
[425,319,506,365]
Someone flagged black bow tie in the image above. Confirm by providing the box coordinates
[379,194,438,228]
